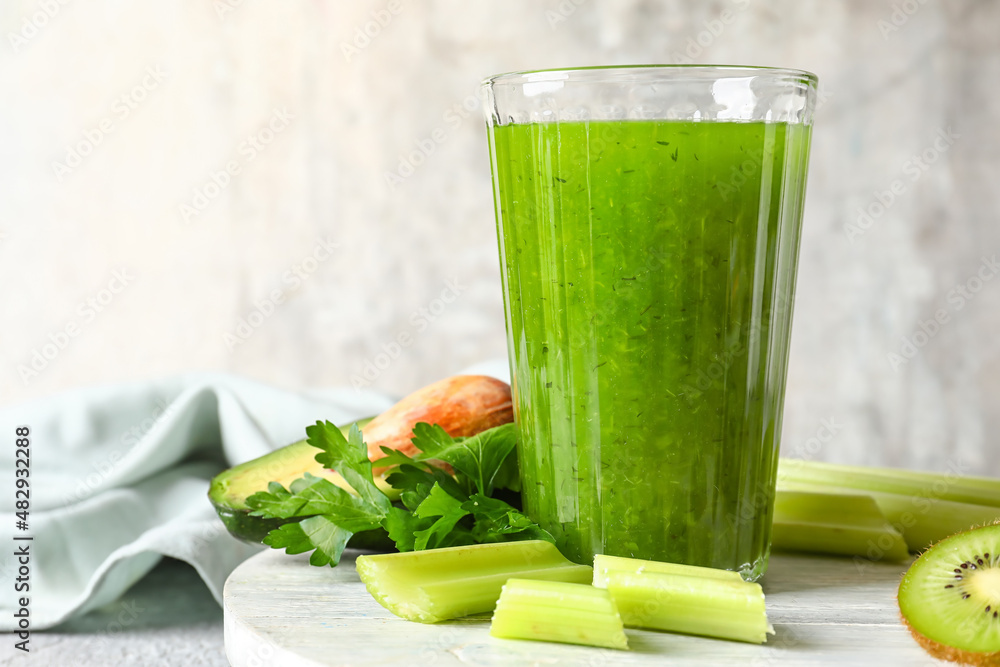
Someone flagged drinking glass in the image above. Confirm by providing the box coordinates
[482,65,817,580]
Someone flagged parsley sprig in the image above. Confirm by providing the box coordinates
[245,421,551,566]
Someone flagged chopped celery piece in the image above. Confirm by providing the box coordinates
[600,570,773,644]
[593,554,744,587]
[771,491,909,561]
[777,482,1000,552]
[777,459,1000,508]
[490,579,629,650]
[355,540,592,623]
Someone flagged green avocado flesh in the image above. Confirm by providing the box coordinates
[208,418,394,547]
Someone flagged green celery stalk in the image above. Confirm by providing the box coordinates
[490,579,629,650]
[771,490,909,561]
[858,488,1000,549]
[593,554,744,587]
[777,459,1000,508]
[355,540,592,623]
[599,570,773,644]
[777,481,1000,552]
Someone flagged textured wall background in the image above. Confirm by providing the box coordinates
[1,0,997,473]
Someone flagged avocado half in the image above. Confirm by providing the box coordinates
[208,418,395,549]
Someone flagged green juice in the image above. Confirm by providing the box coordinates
[489,120,811,579]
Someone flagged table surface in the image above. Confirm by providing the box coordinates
[223,548,945,667]
[0,558,228,667]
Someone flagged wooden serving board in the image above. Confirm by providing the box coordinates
[223,548,940,667]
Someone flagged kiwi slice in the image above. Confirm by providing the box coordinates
[898,523,1000,665]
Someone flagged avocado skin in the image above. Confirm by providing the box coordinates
[212,502,290,544]
[208,419,395,547]
[212,501,394,551]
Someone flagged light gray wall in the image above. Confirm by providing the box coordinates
[2,1,998,473]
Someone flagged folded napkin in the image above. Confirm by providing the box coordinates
[0,362,509,630]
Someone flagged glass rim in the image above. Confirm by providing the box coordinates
[481,64,818,89]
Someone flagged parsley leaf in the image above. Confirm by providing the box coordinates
[381,506,433,552]
[412,483,472,551]
[263,515,354,567]
[385,463,465,511]
[245,480,308,519]
[464,494,555,544]
[409,422,518,497]
[247,473,382,526]
[308,421,391,512]
[492,449,522,493]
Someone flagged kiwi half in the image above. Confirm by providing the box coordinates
[898,523,1000,665]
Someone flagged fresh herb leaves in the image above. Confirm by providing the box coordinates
[412,483,472,551]
[246,420,551,567]
[309,422,391,512]
[405,423,518,497]
[262,516,352,567]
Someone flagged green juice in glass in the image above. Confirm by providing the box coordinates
[489,119,811,579]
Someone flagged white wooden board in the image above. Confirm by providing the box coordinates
[224,548,943,667]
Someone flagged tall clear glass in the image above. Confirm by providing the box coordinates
[482,65,817,580]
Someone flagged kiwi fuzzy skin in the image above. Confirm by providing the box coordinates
[900,614,1000,667]
[898,522,1000,666]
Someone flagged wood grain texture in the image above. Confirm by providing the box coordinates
[224,549,942,667]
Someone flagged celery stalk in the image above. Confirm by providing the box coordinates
[858,488,1000,549]
[355,540,592,623]
[600,570,773,644]
[777,481,1000,552]
[593,554,745,587]
[490,579,629,650]
[771,491,909,561]
[777,459,1000,508]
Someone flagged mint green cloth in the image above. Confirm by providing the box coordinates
[0,374,399,630]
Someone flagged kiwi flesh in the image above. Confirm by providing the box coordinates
[898,523,1000,665]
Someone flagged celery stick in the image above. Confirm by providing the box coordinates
[777,482,1000,552]
[355,540,592,623]
[777,459,1000,508]
[600,570,773,644]
[593,554,744,587]
[490,579,629,650]
[861,489,1000,549]
[771,491,909,561]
